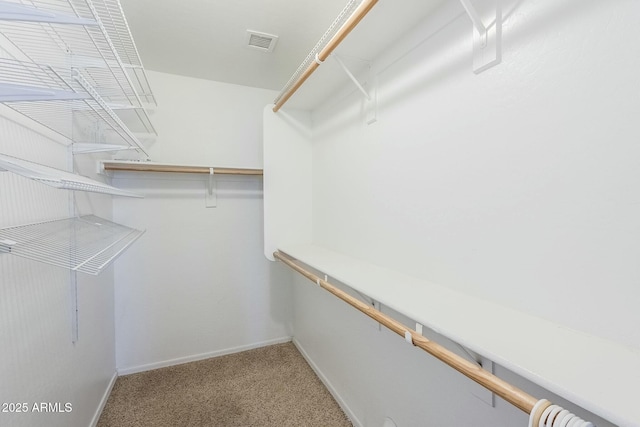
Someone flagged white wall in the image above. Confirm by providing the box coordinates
[0,113,117,426]
[263,107,313,260]
[312,0,640,350]
[286,0,637,426]
[112,71,292,373]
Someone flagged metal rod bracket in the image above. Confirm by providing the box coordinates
[331,54,371,100]
[404,330,413,345]
[472,356,496,407]
[459,0,501,74]
[454,341,497,407]
[206,168,217,208]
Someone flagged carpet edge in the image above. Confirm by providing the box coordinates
[117,336,293,376]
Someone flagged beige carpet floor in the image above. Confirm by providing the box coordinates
[97,342,352,427]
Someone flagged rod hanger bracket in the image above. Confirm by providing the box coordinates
[331,54,371,101]
[206,168,217,208]
[459,0,502,74]
[453,341,497,407]
[404,330,413,345]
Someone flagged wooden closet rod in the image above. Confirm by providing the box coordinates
[272,0,378,113]
[103,162,263,176]
[274,250,546,420]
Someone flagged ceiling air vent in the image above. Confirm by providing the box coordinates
[246,30,278,52]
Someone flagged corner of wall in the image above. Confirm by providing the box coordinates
[263,106,314,260]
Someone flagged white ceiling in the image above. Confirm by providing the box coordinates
[120,0,448,108]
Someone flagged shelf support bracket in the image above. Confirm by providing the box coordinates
[331,54,371,101]
[459,0,501,73]
[206,168,217,208]
[453,342,496,407]
[331,54,377,124]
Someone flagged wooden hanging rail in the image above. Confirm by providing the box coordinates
[272,0,378,112]
[273,250,596,426]
[102,161,263,176]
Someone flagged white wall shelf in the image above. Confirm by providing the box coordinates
[0,0,156,136]
[91,0,156,106]
[72,68,149,155]
[278,244,640,427]
[0,214,144,275]
[0,59,148,155]
[273,0,502,111]
[0,58,88,102]
[0,0,97,25]
[0,152,142,197]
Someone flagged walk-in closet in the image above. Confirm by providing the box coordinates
[1,0,638,426]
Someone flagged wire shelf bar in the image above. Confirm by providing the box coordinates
[0,152,143,197]
[0,215,144,275]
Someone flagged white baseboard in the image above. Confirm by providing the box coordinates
[117,336,293,376]
[89,371,118,427]
[293,338,363,427]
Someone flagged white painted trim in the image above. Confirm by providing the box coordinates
[293,338,363,427]
[89,371,118,427]
[117,336,293,376]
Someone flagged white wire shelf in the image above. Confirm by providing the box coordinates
[0,58,148,155]
[91,0,156,106]
[0,215,144,275]
[0,152,143,197]
[72,67,148,154]
[273,0,365,109]
[0,0,156,134]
